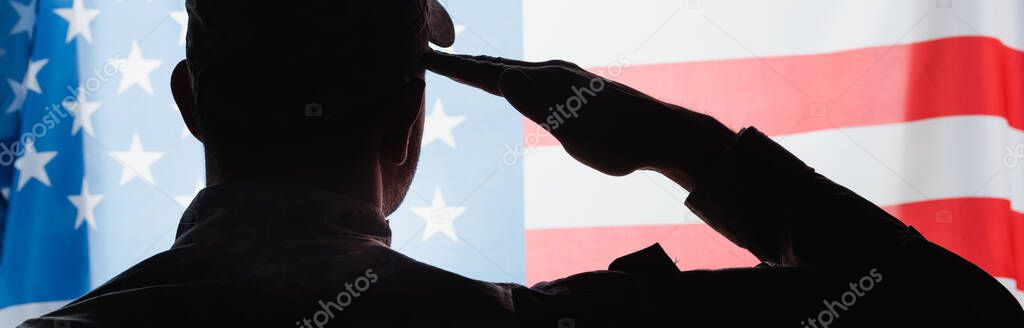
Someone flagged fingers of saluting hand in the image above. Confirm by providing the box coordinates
[425,51,602,125]
[423,50,581,96]
[424,51,521,96]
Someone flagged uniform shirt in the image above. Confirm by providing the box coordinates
[21,128,1024,327]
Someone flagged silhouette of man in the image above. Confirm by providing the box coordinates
[21,0,1024,327]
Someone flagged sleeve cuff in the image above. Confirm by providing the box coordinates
[683,127,914,267]
[683,127,815,265]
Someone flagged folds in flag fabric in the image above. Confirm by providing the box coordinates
[521,0,1024,306]
[1,0,1021,326]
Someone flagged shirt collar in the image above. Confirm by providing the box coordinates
[175,181,391,246]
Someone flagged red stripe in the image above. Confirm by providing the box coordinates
[525,197,1024,290]
[525,223,761,284]
[891,198,1024,291]
[523,36,1024,145]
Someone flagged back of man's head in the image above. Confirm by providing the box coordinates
[180,0,453,172]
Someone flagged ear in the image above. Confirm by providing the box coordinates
[381,78,425,165]
[171,59,203,142]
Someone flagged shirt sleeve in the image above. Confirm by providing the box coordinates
[684,127,917,267]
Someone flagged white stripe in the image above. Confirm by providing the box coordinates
[524,115,1024,229]
[524,152,699,229]
[522,0,1024,67]
[0,300,68,327]
[997,278,1024,309]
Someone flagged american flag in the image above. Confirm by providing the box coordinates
[1,0,1022,325]
[514,0,1023,305]
[0,0,205,324]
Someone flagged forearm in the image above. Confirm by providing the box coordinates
[655,126,913,267]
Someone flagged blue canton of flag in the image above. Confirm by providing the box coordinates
[1,0,88,323]
[0,0,207,325]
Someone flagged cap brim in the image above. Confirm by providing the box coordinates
[426,0,456,48]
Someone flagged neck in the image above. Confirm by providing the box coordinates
[205,153,385,212]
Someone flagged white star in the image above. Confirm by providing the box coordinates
[23,58,48,94]
[1,187,9,201]
[412,188,466,242]
[117,42,161,94]
[54,0,101,44]
[68,180,103,230]
[422,99,466,148]
[5,79,27,113]
[174,179,204,208]
[14,144,57,190]
[9,0,36,38]
[430,24,466,53]
[111,134,164,185]
[64,88,100,136]
[170,10,188,46]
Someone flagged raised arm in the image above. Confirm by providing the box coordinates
[425,51,909,264]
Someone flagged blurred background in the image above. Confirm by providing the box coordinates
[1,0,1022,324]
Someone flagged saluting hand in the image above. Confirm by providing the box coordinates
[425,51,736,190]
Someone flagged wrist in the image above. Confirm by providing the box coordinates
[647,110,737,191]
